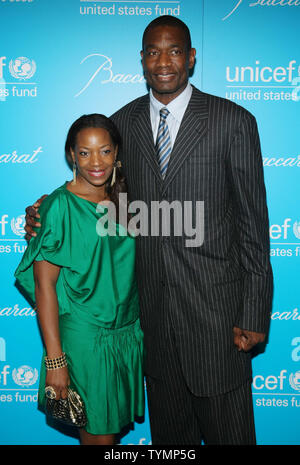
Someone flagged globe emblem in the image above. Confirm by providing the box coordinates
[11,215,26,237]
[12,365,38,387]
[293,221,300,240]
[289,371,300,391]
[9,57,36,80]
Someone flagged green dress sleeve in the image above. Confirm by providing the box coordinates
[14,189,71,304]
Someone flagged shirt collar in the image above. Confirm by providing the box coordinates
[150,82,192,123]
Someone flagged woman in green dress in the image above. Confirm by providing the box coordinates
[15,114,144,445]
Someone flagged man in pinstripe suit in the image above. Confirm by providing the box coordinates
[25,16,273,445]
[110,16,273,445]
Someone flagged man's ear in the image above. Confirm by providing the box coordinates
[140,50,145,69]
[188,48,196,69]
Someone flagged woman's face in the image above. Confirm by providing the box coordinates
[70,127,118,188]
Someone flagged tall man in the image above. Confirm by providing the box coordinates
[25,16,273,444]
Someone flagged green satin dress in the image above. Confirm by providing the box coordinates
[15,182,144,435]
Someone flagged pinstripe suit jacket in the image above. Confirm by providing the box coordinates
[111,86,273,396]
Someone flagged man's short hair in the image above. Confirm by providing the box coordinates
[142,15,192,51]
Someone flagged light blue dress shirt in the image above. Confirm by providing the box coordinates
[149,82,193,149]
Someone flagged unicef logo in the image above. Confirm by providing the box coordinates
[293,221,300,240]
[9,57,36,80]
[11,215,26,237]
[12,365,38,387]
[289,371,300,391]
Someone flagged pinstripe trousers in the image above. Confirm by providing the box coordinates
[145,289,256,445]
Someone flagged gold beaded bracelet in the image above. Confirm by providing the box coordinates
[44,352,67,370]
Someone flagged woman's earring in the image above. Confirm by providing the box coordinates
[110,166,116,187]
[72,161,77,185]
[110,160,122,187]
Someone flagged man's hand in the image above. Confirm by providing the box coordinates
[24,194,48,240]
[233,326,265,352]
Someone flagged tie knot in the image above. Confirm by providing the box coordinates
[160,107,169,120]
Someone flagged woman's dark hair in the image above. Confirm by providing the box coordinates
[65,113,128,217]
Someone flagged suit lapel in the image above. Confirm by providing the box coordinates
[129,87,209,191]
[130,94,163,186]
[162,87,209,193]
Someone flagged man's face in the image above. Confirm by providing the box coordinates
[141,25,196,105]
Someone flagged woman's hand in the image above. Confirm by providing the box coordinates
[45,366,70,400]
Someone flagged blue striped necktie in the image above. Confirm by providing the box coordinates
[156,107,172,178]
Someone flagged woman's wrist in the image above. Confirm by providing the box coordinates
[44,352,67,370]
[45,338,63,359]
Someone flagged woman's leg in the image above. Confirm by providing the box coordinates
[79,429,115,445]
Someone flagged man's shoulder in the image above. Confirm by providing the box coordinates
[110,93,149,124]
[194,87,256,122]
